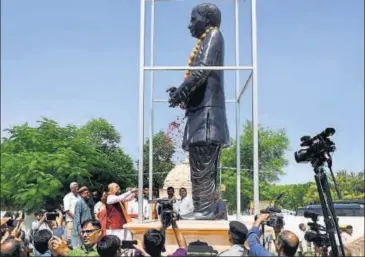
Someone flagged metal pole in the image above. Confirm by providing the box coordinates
[138,0,146,223]
[148,0,155,222]
[237,71,252,102]
[234,0,241,220]
[219,165,222,191]
[251,0,260,215]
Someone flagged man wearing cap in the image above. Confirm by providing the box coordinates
[218,221,250,256]
[72,186,92,247]
[63,182,81,243]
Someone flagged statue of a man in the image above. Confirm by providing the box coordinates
[167,3,230,220]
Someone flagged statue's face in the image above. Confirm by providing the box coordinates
[188,8,208,38]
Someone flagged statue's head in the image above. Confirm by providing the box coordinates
[188,3,221,38]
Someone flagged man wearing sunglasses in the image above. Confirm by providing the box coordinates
[247,214,299,257]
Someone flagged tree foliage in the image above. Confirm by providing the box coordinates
[221,121,290,182]
[268,182,314,210]
[1,118,135,212]
[142,131,175,192]
[302,169,365,205]
[221,121,290,212]
[80,118,136,190]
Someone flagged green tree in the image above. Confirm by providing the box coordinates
[80,118,121,148]
[221,121,290,212]
[303,169,365,204]
[268,182,314,211]
[0,118,135,212]
[142,131,175,192]
[80,118,136,190]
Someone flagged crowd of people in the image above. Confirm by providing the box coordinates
[0,181,359,257]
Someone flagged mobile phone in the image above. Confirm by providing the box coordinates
[122,240,137,249]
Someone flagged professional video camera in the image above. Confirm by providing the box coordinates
[294,128,345,257]
[260,207,284,229]
[303,211,330,248]
[294,128,336,164]
[156,199,177,228]
[260,193,285,230]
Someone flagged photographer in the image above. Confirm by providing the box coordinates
[31,211,52,234]
[247,214,299,257]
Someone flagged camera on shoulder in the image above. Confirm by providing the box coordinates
[260,207,284,229]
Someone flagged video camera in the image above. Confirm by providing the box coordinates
[260,207,284,229]
[156,199,177,228]
[294,128,336,164]
[304,211,330,248]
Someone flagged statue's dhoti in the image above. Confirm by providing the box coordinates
[189,144,221,215]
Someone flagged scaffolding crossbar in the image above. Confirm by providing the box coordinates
[153,98,237,103]
[144,66,253,71]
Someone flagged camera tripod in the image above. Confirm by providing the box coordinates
[311,158,345,257]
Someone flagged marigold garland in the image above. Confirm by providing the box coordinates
[184,26,217,80]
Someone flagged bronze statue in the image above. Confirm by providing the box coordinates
[167,3,230,220]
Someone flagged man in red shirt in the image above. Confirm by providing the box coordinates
[106,183,137,241]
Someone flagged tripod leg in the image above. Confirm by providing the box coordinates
[314,172,342,257]
[320,173,346,257]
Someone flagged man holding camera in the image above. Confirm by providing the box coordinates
[247,214,299,257]
[31,211,52,234]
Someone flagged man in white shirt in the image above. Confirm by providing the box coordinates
[143,184,157,220]
[298,223,308,254]
[62,182,81,242]
[125,187,140,221]
[176,187,194,216]
[31,210,52,233]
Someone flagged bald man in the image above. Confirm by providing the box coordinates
[106,183,137,241]
[1,238,26,257]
[247,214,299,257]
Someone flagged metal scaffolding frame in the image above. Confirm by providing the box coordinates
[138,0,259,223]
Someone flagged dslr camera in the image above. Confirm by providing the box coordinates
[157,199,177,228]
[260,207,284,229]
[303,211,330,248]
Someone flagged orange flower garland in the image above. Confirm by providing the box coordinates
[184,26,217,80]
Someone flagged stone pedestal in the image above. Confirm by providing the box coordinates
[124,220,231,254]
[124,217,279,255]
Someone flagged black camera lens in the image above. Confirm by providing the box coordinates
[294,149,310,163]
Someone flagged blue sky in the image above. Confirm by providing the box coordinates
[1,0,364,185]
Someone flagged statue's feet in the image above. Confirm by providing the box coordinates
[180,211,215,220]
